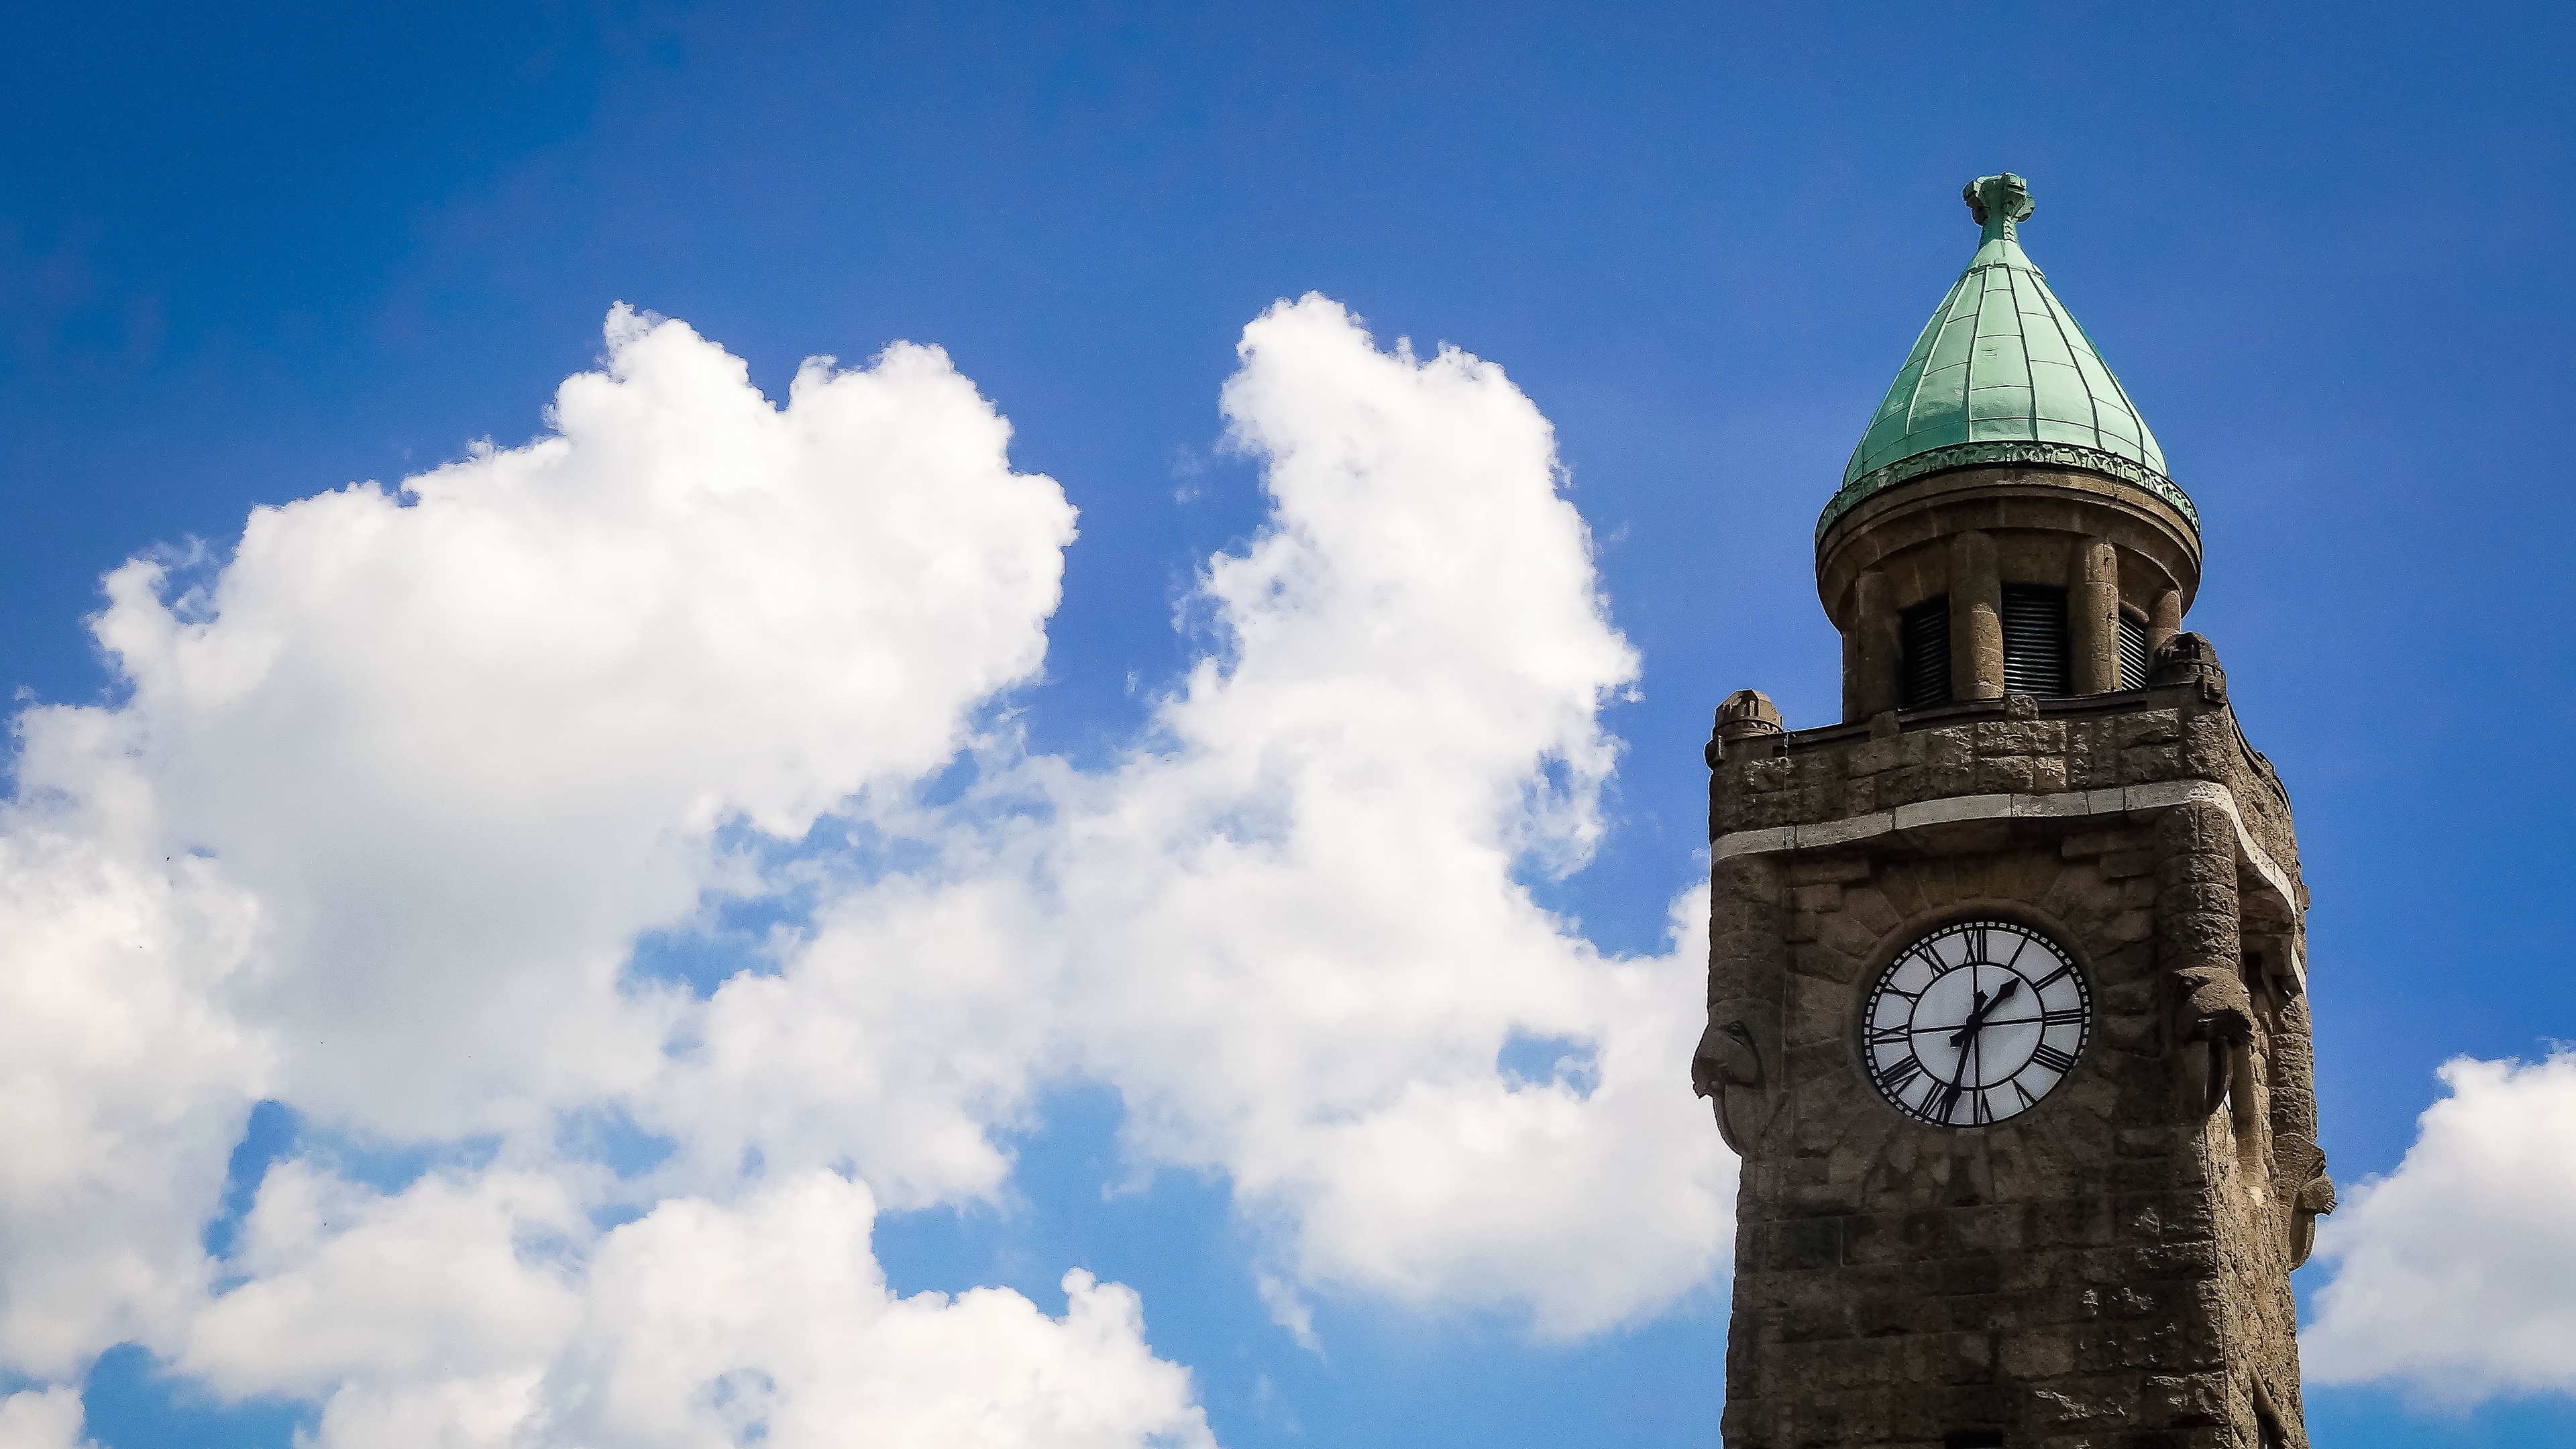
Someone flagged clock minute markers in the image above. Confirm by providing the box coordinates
[1863,920,2090,1129]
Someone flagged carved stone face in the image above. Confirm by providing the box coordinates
[1862,918,2092,1127]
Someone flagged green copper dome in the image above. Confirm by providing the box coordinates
[1818,173,2195,541]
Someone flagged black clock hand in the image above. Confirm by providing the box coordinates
[1933,1011,1982,1122]
[1945,988,1988,1053]
[1949,977,2020,1051]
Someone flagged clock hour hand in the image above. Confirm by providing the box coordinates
[1948,977,2021,1051]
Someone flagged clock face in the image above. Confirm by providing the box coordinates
[1862,918,2091,1128]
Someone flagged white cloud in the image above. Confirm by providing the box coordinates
[551,1173,1211,1449]
[0,819,262,1377]
[645,866,1065,1211]
[0,1387,95,1449]
[1049,298,1729,1334]
[725,297,1731,1334]
[15,305,1075,1143]
[0,305,1108,1429]
[0,295,1732,1435]
[179,1165,1211,1449]
[182,1162,589,1402]
[627,297,1731,1334]
[2302,1049,2576,1403]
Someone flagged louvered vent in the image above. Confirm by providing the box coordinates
[1900,598,1950,710]
[2117,615,2149,690]
[2000,586,2069,698]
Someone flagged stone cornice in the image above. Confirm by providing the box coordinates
[1711,778,2304,989]
[1816,441,2200,545]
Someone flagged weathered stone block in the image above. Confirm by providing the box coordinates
[2100,849,2155,879]
[1845,887,1902,937]
[1847,738,1903,777]
[2144,1370,2231,1427]
[1819,910,1884,961]
[2116,710,2183,747]
[1709,685,2318,1449]
[1981,755,2039,792]
[1750,1218,1844,1273]
[2059,829,2131,857]
[1788,855,1875,886]
[1790,941,1863,984]
[2122,743,2184,777]
[1789,977,1851,1046]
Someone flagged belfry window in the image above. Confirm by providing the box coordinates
[2000,585,2069,697]
[2117,612,2150,689]
[1900,597,1950,710]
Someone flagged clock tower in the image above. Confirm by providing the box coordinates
[1695,174,2335,1449]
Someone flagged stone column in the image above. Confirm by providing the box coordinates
[1949,529,2004,700]
[2268,987,2337,1271]
[2147,587,2186,662]
[1841,628,1863,724]
[1845,569,1902,721]
[2070,537,2120,694]
[2155,802,2251,1120]
[1701,854,1786,1158]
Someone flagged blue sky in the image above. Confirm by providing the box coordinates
[2,3,2571,1446]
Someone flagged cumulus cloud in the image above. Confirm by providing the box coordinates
[0,295,1731,1434]
[17,304,1074,1142]
[178,1165,1210,1448]
[0,307,1151,1434]
[2302,1050,2576,1403]
[712,297,1732,1332]
[0,1387,95,1449]
[646,866,1065,1211]
[0,820,262,1375]
[1057,299,1728,1334]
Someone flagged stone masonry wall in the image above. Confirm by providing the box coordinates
[1707,679,2315,1449]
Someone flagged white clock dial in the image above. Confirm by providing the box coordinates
[1862,918,2091,1128]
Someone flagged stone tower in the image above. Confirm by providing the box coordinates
[1695,174,2336,1449]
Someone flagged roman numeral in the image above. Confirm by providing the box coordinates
[1868,1025,1912,1045]
[2030,1043,2078,1074]
[1972,1091,1993,1125]
[2031,963,2073,991]
[1874,1055,1923,1093]
[2041,1008,2086,1026]
[2011,1080,2038,1109]
[1964,927,1990,962]
[1928,1080,1964,1122]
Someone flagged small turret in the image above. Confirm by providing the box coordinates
[1817,174,2202,723]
